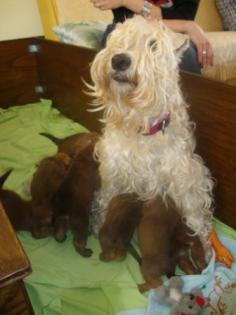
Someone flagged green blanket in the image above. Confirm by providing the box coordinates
[0,100,146,315]
[0,100,234,315]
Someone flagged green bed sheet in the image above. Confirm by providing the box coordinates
[0,100,146,315]
[0,100,235,315]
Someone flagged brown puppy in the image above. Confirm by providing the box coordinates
[172,221,207,275]
[30,152,71,239]
[99,193,143,262]
[40,132,100,158]
[138,197,207,292]
[56,142,101,257]
[0,171,32,231]
[137,197,178,292]
[98,193,207,292]
[29,132,99,242]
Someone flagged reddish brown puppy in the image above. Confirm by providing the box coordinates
[56,142,101,257]
[138,196,207,292]
[99,193,143,262]
[98,192,207,292]
[0,171,32,231]
[30,152,71,239]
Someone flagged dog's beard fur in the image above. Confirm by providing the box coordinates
[89,16,214,256]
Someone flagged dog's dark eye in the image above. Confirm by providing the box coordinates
[188,305,193,309]
[149,39,158,51]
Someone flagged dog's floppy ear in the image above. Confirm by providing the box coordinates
[174,34,189,57]
[171,32,190,57]
[164,26,189,57]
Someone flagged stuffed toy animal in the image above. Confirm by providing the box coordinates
[155,277,208,315]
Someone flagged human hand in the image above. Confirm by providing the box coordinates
[185,21,214,67]
[90,0,124,10]
[91,0,155,17]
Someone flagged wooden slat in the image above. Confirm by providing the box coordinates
[37,38,102,132]
[0,203,31,288]
[0,38,40,108]
[181,72,236,228]
[0,281,34,315]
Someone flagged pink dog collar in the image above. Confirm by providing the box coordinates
[143,112,171,136]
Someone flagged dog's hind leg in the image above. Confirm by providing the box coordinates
[99,193,143,262]
[70,210,93,257]
[138,277,162,293]
[53,215,69,242]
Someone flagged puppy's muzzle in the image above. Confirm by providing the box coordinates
[111,53,131,71]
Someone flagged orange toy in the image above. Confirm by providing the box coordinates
[209,230,234,268]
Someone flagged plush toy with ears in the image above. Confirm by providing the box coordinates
[155,277,208,315]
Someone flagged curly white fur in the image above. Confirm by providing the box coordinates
[88,16,214,254]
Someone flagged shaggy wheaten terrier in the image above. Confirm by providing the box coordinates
[88,16,233,265]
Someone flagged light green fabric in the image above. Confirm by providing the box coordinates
[0,100,147,315]
[18,232,146,315]
[0,99,87,198]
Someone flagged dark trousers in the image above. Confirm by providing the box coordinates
[180,41,201,74]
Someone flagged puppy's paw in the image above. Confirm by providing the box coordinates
[114,249,127,261]
[73,239,93,257]
[54,231,67,243]
[31,226,53,239]
[138,278,162,293]
[77,247,93,257]
[99,250,116,262]
[99,248,127,262]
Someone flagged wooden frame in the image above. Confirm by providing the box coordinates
[0,37,235,229]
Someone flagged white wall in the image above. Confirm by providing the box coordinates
[0,0,43,41]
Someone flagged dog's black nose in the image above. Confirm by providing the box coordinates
[111,53,131,71]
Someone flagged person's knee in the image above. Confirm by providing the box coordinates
[179,42,201,74]
[102,23,116,47]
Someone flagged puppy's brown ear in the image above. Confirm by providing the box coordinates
[0,170,12,188]
[79,141,96,158]
[57,152,71,167]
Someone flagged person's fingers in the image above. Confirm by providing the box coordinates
[206,42,214,66]
[201,43,208,67]
[91,0,124,10]
[197,43,204,66]
[197,41,214,67]
[92,0,107,9]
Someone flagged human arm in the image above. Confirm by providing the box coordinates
[90,0,162,19]
[90,0,213,66]
[163,19,213,66]
[90,0,199,20]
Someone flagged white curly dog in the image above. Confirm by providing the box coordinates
[88,16,231,261]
